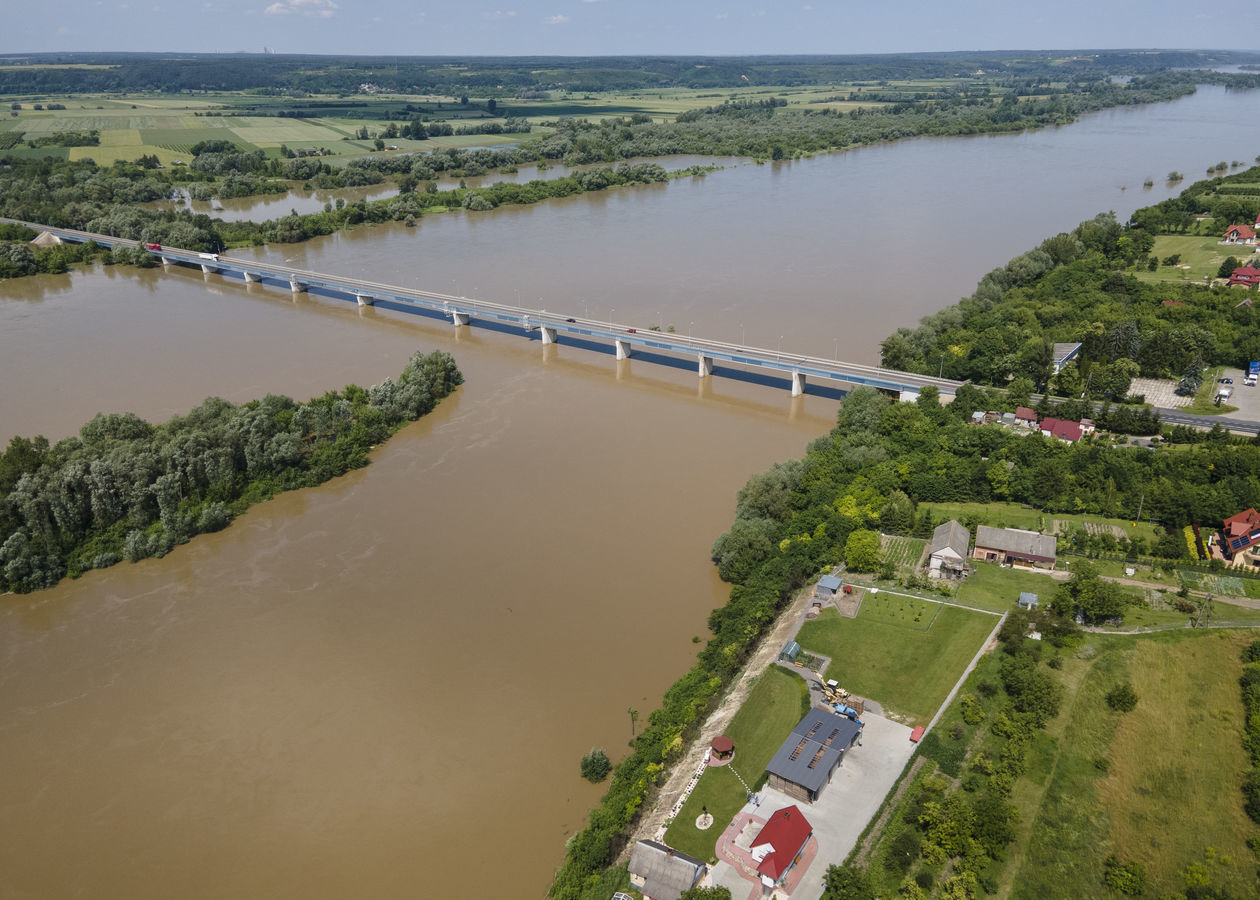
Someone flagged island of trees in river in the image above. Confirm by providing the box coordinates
[0,350,462,593]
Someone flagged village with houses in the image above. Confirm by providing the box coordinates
[619,493,1260,900]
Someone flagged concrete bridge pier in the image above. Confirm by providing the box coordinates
[289,280,308,293]
[200,263,219,275]
[698,354,714,377]
[615,338,632,360]
[540,325,557,345]
[243,272,262,283]
[451,310,471,326]
[355,293,374,307]
[791,371,807,397]
[160,256,176,267]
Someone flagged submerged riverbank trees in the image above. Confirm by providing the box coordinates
[548,386,1260,898]
[0,350,462,594]
[881,166,1260,390]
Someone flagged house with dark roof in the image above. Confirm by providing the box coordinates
[1052,342,1083,375]
[627,840,706,900]
[927,520,971,579]
[973,526,1057,570]
[1222,224,1257,245]
[1039,417,1084,443]
[1229,265,1260,288]
[1018,592,1039,609]
[750,805,814,889]
[765,709,862,803]
[1222,508,1260,563]
[1014,407,1039,428]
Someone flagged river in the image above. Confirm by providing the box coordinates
[1,84,1258,899]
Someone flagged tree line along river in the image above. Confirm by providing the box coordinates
[0,85,1258,898]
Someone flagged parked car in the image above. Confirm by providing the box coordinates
[1219,377,1233,384]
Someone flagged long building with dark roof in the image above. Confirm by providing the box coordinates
[764,709,862,804]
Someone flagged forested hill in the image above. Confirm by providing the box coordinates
[880,167,1260,391]
[1,50,1257,95]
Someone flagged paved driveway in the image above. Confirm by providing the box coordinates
[707,711,915,900]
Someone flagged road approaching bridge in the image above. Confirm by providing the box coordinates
[8,220,967,400]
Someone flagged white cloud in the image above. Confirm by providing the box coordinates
[482,9,517,19]
[545,14,569,24]
[265,0,337,17]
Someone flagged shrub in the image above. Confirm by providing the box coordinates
[579,748,611,783]
[1102,855,1146,895]
[1106,682,1138,713]
[1243,640,1260,664]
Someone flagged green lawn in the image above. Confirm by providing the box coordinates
[1136,233,1258,285]
[921,501,1045,531]
[955,562,1061,613]
[1009,631,1259,899]
[662,665,810,861]
[796,602,998,723]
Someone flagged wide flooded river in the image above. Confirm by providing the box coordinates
[2,85,1258,898]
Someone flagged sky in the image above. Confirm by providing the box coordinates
[5,1,1255,56]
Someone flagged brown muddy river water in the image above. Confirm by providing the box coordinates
[2,85,1259,898]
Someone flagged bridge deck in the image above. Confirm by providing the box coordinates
[5,220,968,397]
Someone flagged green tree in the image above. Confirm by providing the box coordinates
[579,748,611,782]
[1105,681,1138,712]
[679,888,732,900]
[821,864,874,900]
[1218,256,1241,279]
[844,529,882,573]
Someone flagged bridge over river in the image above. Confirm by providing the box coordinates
[9,220,967,401]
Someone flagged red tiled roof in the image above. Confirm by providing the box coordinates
[1040,417,1083,442]
[1224,224,1256,240]
[753,806,813,882]
[1225,509,1260,535]
[1015,407,1037,421]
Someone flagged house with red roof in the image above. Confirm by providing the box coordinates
[1014,407,1039,428]
[750,805,813,889]
[1221,224,1257,245]
[1039,417,1084,443]
[1229,265,1260,288]
[1222,509,1260,562]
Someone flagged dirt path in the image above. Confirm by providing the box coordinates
[621,581,820,857]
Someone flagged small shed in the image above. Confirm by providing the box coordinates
[1018,592,1039,609]
[779,640,801,663]
[816,575,843,599]
[710,735,734,762]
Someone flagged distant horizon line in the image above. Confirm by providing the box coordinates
[3,47,1260,59]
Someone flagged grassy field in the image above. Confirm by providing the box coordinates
[1136,233,1260,285]
[1009,631,1260,899]
[796,602,998,723]
[662,665,810,861]
[921,501,1161,544]
[955,562,1061,613]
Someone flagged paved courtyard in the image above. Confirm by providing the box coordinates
[706,711,915,900]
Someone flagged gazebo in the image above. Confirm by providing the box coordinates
[709,735,734,765]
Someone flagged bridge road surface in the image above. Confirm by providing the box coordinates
[5,219,969,400]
